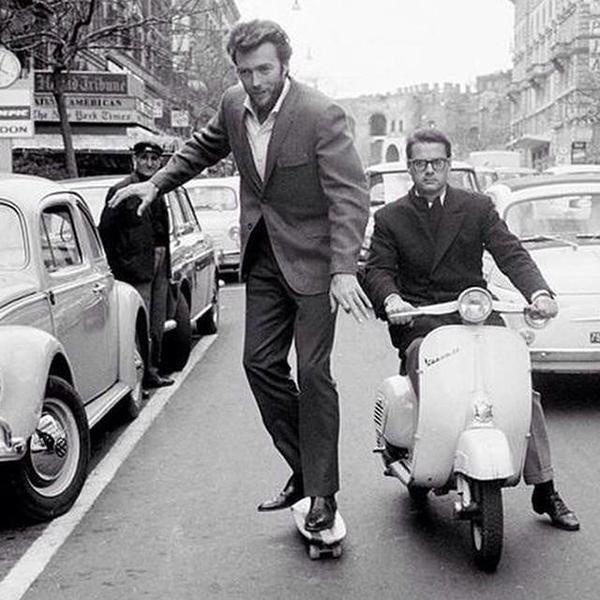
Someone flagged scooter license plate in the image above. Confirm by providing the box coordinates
[590,331,600,344]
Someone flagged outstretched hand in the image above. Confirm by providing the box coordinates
[108,181,159,216]
[329,273,372,323]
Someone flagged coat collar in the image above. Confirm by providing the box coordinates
[431,185,467,271]
[406,185,467,271]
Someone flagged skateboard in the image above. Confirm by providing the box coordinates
[290,497,347,559]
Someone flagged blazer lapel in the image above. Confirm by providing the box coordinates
[232,101,263,195]
[408,189,436,248]
[262,80,301,186]
[431,186,467,271]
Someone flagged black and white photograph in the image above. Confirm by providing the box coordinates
[0,0,598,598]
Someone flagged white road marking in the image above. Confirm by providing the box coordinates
[0,334,217,600]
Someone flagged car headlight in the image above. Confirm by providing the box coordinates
[228,225,240,247]
[458,287,493,324]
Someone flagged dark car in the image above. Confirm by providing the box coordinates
[66,176,220,372]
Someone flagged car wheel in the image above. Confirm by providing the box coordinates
[122,331,145,421]
[11,376,90,522]
[197,277,220,335]
[161,292,192,372]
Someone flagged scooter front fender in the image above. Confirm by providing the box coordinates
[454,428,519,484]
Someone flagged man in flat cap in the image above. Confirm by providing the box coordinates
[99,141,174,388]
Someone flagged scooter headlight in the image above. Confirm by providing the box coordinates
[457,288,493,324]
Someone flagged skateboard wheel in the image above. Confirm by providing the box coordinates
[308,545,320,560]
[331,544,343,558]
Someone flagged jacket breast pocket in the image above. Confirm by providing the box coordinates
[277,152,310,169]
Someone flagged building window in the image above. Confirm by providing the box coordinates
[369,113,387,136]
[385,144,400,162]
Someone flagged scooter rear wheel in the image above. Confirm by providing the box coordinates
[470,480,503,572]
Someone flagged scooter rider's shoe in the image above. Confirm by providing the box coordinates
[532,488,580,531]
[305,495,337,532]
[257,475,304,512]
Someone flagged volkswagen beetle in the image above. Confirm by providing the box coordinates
[0,174,149,521]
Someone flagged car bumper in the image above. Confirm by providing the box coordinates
[0,418,26,461]
[217,251,240,273]
[531,349,600,373]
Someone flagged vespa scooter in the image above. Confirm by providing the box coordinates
[373,287,548,572]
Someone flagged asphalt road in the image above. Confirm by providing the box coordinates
[1,283,600,600]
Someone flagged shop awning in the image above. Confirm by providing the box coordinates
[13,131,182,153]
[506,133,551,150]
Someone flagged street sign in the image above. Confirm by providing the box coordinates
[0,50,33,139]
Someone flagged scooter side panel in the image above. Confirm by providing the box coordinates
[412,325,531,488]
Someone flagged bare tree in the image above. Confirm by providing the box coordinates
[0,0,210,177]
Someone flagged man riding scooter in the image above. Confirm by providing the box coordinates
[363,128,579,531]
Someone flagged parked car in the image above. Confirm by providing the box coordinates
[544,164,600,176]
[485,173,600,374]
[0,174,149,521]
[183,176,241,276]
[360,160,480,264]
[66,175,220,372]
[475,166,538,191]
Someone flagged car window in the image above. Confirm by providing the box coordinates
[77,202,104,260]
[504,194,600,239]
[188,185,238,211]
[166,191,184,236]
[40,206,82,271]
[0,202,27,269]
[73,186,107,224]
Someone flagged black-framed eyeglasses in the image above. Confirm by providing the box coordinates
[408,158,449,172]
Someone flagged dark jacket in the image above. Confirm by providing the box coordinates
[364,185,552,355]
[99,173,171,283]
[151,78,369,295]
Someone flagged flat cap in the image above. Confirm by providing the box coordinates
[132,141,163,156]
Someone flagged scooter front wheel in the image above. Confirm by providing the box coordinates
[469,480,503,572]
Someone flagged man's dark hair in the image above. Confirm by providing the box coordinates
[406,128,452,159]
[226,19,292,66]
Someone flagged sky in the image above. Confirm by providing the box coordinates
[234,0,515,98]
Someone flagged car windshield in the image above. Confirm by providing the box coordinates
[187,186,237,211]
[72,186,106,224]
[369,168,478,206]
[0,203,27,269]
[504,194,600,242]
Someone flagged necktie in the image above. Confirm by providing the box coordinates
[429,197,443,239]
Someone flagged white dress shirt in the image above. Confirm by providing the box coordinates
[243,77,291,181]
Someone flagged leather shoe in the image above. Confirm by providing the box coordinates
[143,373,174,389]
[305,495,337,532]
[532,489,580,531]
[257,476,304,512]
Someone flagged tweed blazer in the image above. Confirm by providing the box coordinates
[364,185,552,353]
[152,79,369,295]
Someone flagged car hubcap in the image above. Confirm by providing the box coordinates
[28,397,80,497]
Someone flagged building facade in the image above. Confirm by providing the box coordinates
[11,0,239,177]
[338,75,512,168]
[508,0,600,167]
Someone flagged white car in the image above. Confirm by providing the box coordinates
[183,176,241,276]
[0,174,148,521]
[486,173,600,374]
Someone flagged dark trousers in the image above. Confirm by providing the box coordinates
[132,248,168,375]
[405,338,553,485]
[243,229,339,497]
